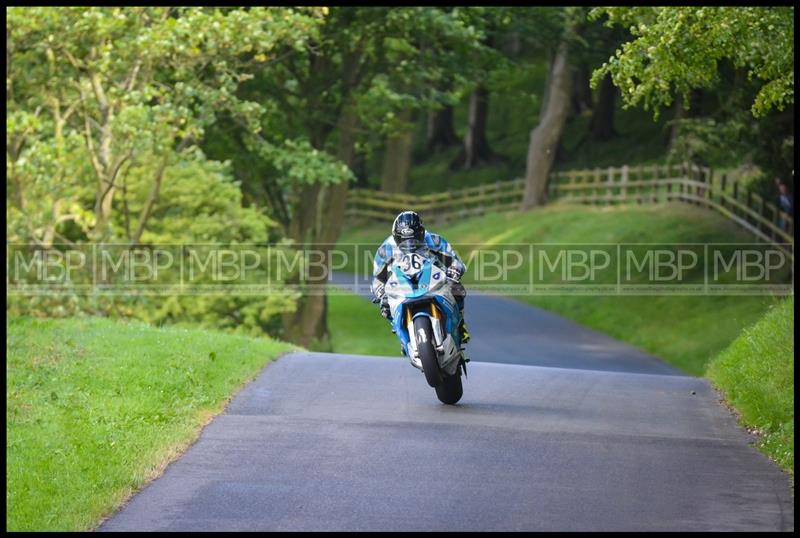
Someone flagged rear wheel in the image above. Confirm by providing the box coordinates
[435,372,463,405]
[414,316,443,387]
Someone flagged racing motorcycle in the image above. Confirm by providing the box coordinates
[383,249,468,405]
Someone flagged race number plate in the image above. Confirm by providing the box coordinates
[399,253,424,276]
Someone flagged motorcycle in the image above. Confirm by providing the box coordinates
[382,248,468,405]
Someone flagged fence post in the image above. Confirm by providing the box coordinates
[666,176,672,200]
[679,167,685,203]
[497,180,505,209]
[607,166,615,205]
[593,168,600,204]
[621,165,629,203]
[720,174,727,209]
[637,165,644,204]
[706,168,713,205]
[697,167,705,204]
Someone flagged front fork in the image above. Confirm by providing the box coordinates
[404,303,446,370]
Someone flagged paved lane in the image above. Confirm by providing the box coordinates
[101,352,793,531]
[100,273,792,531]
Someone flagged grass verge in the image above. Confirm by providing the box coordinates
[328,291,399,357]
[6,316,295,531]
[706,297,794,475]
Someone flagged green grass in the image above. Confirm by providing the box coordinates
[328,292,399,357]
[706,298,794,475]
[6,316,295,531]
[336,203,786,376]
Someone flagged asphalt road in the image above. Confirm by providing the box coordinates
[100,276,794,531]
[328,272,678,375]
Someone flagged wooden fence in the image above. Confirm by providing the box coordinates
[346,162,794,248]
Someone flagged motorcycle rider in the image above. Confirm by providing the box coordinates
[370,210,470,345]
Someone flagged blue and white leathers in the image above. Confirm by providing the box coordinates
[371,231,465,299]
[382,249,464,376]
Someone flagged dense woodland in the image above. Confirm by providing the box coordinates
[6,6,795,345]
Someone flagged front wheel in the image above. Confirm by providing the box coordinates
[435,373,463,405]
[414,316,442,387]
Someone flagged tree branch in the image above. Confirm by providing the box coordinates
[131,136,192,245]
[78,87,105,182]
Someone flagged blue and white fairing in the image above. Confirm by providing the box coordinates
[383,250,463,376]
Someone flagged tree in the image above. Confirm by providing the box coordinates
[520,7,584,210]
[452,84,497,169]
[223,7,491,346]
[6,7,324,246]
[520,40,572,209]
[426,105,459,153]
[449,17,510,171]
[589,7,794,119]
[380,109,414,193]
[6,7,328,335]
[590,7,794,191]
[588,74,618,141]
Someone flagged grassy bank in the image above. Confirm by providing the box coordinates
[335,203,785,376]
[328,292,398,357]
[6,316,295,531]
[706,298,794,475]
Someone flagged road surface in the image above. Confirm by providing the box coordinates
[100,276,793,531]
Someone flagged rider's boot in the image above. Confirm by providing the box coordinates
[458,318,470,345]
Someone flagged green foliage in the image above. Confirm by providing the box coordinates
[6,6,326,244]
[707,298,794,474]
[247,137,355,189]
[666,116,750,166]
[6,7,335,335]
[121,150,274,243]
[6,316,295,531]
[590,7,794,118]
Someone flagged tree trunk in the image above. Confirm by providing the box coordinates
[521,40,572,211]
[539,48,555,117]
[381,109,414,193]
[426,105,459,153]
[571,63,593,118]
[282,106,359,348]
[352,149,369,188]
[668,94,685,151]
[589,73,618,141]
[509,31,521,58]
[281,39,364,348]
[323,105,358,245]
[452,85,495,170]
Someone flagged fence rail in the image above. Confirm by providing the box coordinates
[346,162,794,249]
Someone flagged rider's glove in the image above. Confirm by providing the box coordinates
[380,298,392,320]
[446,265,463,282]
[371,283,385,304]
